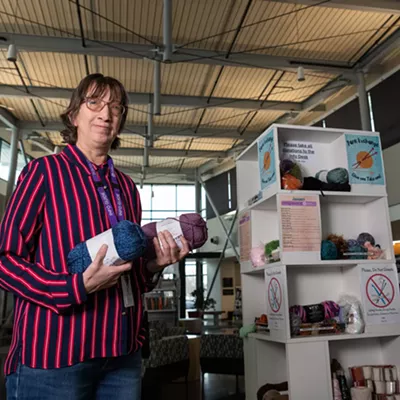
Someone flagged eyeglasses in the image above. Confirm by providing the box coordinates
[84,97,126,117]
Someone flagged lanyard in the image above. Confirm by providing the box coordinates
[86,158,124,227]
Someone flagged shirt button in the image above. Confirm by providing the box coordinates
[104,186,107,190]
[122,311,126,316]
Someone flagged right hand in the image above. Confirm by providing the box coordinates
[82,244,132,294]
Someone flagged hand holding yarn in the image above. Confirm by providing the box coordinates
[147,230,190,272]
[141,213,208,260]
[83,244,133,294]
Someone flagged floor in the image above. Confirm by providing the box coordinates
[0,374,245,400]
[161,374,245,400]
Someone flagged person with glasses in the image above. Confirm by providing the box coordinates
[0,73,189,400]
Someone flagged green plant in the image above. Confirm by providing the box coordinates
[191,289,216,311]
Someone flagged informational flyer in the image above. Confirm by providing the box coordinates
[345,134,384,185]
[279,195,321,252]
[258,129,276,190]
[239,211,251,262]
[360,265,400,325]
[266,266,285,331]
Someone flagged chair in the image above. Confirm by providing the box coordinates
[199,334,244,399]
[142,321,190,399]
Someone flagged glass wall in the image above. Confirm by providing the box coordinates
[137,184,196,223]
[0,140,30,184]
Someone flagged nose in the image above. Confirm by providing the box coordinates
[98,103,112,121]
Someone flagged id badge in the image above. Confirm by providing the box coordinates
[121,274,135,308]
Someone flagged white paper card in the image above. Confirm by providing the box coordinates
[86,228,124,266]
[360,264,400,325]
[121,274,135,308]
[156,218,184,249]
[265,266,286,331]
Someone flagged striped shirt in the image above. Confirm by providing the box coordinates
[0,144,154,375]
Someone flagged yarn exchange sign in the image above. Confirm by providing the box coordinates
[345,134,385,185]
[258,129,276,190]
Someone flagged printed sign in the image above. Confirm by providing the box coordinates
[279,194,321,252]
[258,129,276,190]
[345,134,384,185]
[268,277,282,313]
[360,265,400,325]
[265,266,285,330]
[239,211,251,262]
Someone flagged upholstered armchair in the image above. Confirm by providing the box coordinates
[199,334,244,399]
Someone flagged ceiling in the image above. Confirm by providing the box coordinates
[0,0,398,184]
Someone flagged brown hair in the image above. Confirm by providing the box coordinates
[60,73,129,150]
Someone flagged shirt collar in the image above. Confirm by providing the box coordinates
[62,144,110,174]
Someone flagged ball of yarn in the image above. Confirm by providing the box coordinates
[315,170,328,183]
[327,234,348,258]
[322,301,340,319]
[321,240,338,260]
[290,164,302,181]
[280,159,294,174]
[327,168,349,184]
[142,213,208,260]
[289,311,302,336]
[357,232,375,247]
[346,239,358,248]
[281,174,302,190]
[250,245,265,267]
[347,244,368,259]
[67,220,147,274]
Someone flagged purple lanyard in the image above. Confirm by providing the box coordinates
[86,158,124,227]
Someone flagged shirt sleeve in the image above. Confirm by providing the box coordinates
[131,180,160,293]
[0,160,87,314]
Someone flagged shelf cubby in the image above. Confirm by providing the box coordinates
[237,124,399,400]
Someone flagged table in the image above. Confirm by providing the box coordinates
[202,311,224,326]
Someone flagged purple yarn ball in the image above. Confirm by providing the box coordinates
[357,232,375,246]
[141,213,208,260]
[280,159,294,174]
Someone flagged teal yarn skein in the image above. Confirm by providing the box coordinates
[327,168,349,184]
[67,220,147,274]
[321,240,338,260]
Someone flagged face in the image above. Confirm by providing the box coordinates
[73,86,123,150]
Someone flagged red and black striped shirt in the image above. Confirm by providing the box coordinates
[0,144,154,375]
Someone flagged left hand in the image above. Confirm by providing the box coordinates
[147,231,190,273]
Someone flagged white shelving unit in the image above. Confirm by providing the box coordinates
[236,124,400,400]
[144,279,178,327]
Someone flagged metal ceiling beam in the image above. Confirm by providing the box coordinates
[119,166,194,176]
[356,28,400,70]
[0,33,354,75]
[266,0,400,14]
[0,84,325,112]
[19,121,261,140]
[0,106,17,129]
[57,146,228,159]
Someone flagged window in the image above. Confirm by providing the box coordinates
[0,140,30,184]
[137,184,196,223]
[228,171,232,209]
[368,92,376,132]
[185,261,208,311]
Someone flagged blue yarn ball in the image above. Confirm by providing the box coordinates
[348,244,368,260]
[327,168,349,184]
[321,240,338,260]
[67,220,147,274]
[346,239,358,248]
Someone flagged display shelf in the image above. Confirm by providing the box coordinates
[237,124,399,400]
[242,259,395,275]
[147,309,177,313]
[246,189,386,212]
[249,331,400,344]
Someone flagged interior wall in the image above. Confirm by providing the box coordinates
[206,259,222,312]
[383,142,400,207]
